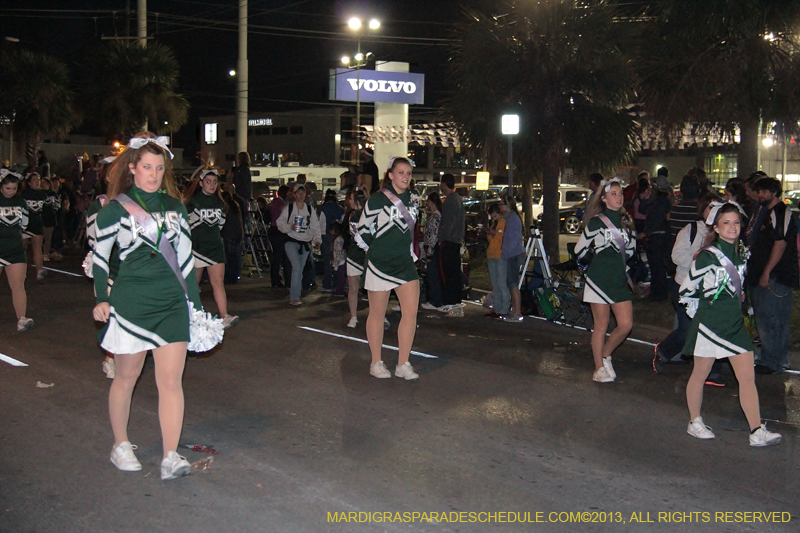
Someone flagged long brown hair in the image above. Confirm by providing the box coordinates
[106,132,179,200]
[584,181,634,234]
[703,203,743,249]
[184,168,225,204]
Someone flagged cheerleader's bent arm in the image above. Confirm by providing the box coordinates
[177,204,203,310]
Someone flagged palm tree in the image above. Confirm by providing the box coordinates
[0,49,79,164]
[81,42,189,141]
[445,0,638,260]
[634,0,800,179]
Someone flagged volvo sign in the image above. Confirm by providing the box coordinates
[330,68,425,105]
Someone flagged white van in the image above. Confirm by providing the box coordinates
[530,185,591,219]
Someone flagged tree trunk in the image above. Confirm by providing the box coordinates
[521,179,533,240]
[738,114,759,180]
[541,164,560,263]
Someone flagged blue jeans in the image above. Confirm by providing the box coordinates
[488,258,510,314]
[751,279,793,371]
[285,241,310,301]
[658,281,692,360]
[425,248,443,307]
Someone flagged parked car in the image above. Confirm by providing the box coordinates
[536,200,585,234]
[530,185,591,220]
[784,190,800,212]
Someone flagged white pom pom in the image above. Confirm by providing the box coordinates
[679,297,699,319]
[187,302,224,352]
[83,251,94,278]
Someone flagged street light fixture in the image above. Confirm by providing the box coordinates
[346,16,380,149]
[502,114,520,190]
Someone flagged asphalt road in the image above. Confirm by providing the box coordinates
[1,254,798,532]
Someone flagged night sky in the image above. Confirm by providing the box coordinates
[2,0,485,151]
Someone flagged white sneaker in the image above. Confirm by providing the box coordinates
[43,254,50,262]
[370,361,391,379]
[603,357,616,380]
[103,357,116,379]
[110,441,142,471]
[749,424,781,447]
[687,417,715,439]
[592,366,614,383]
[421,302,438,310]
[438,304,453,312]
[346,316,358,328]
[395,362,419,380]
[222,314,239,329]
[17,317,34,332]
[160,450,191,480]
[391,304,401,312]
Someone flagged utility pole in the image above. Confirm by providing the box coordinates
[137,0,146,48]
[236,0,248,157]
[138,0,148,131]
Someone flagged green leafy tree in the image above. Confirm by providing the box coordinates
[0,49,79,164]
[81,42,189,141]
[634,0,800,179]
[445,0,638,260]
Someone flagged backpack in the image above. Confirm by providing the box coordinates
[666,221,699,277]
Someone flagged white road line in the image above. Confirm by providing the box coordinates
[42,266,84,278]
[298,326,438,359]
[464,300,657,346]
[526,314,657,346]
[0,353,28,367]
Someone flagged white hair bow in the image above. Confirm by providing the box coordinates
[705,200,746,225]
[601,177,625,192]
[199,169,219,180]
[386,156,416,170]
[0,169,22,180]
[128,136,174,160]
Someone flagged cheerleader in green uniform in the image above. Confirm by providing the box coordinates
[21,172,47,280]
[86,160,119,379]
[92,132,202,480]
[186,169,238,329]
[358,157,421,380]
[345,187,368,328]
[575,178,636,383]
[0,170,33,331]
[680,203,781,446]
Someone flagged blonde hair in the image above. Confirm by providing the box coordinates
[106,131,179,200]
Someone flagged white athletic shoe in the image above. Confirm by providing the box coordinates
[110,441,142,472]
[346,317,358,328]
[687,417,715,440]
[160,451,191,480]
[603,357,616,380]
[749,424,781,447]
[420,302,439,311]
[391,304,401,312]
[103,357,116,379]
[222,314,239,329]
[395,362,419,380]
[370,361,391,379]
[17,317,34,332]
[592,366,614,383]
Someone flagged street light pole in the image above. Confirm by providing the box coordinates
[356,35,361,144]
[348,17,379,153]
[502,114,520,191]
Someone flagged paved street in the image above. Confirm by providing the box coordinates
[1,254,798,532]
